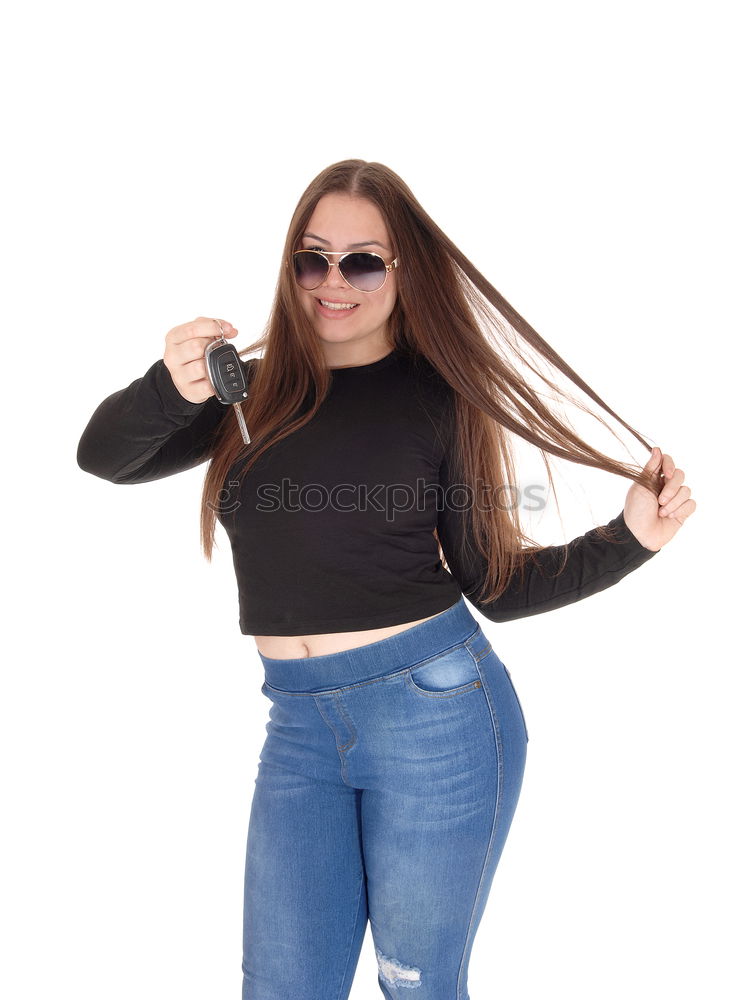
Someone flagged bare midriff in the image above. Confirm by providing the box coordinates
[253,609,448,659]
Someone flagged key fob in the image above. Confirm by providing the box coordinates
[205,336,249,404]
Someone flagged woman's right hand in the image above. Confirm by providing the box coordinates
[164,317,239,404]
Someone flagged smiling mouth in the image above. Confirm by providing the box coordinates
[318,298,358,311]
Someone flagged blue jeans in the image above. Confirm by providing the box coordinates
[242,597,529,1000]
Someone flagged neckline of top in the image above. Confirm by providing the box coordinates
[328,348,400,374]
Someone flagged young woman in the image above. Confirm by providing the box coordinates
[77,159,694,1000]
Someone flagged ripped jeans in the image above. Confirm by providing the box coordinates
[242,597,529,1000]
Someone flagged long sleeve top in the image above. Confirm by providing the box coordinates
[76,345,659,635]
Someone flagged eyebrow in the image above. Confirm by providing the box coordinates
[302,231,390,251]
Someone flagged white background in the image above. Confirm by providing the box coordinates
[2,1,749,997]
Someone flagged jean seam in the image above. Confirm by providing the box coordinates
[470,642,493,663]
[456,655,504,999]
[313,697,354,785]
[333,691,358,752]
[335,869,366,1000]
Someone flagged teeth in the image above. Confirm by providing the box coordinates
[319,299,357,311]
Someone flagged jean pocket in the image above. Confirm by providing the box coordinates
[501,664,529,742]
[406,643,482,698]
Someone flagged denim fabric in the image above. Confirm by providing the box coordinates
[242,597,529,1000]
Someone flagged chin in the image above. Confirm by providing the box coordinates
[321,333,371,350]
[310,317,367,339]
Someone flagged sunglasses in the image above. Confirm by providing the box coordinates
[292,248,399,293]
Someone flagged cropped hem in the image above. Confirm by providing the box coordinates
[239,590,464,636]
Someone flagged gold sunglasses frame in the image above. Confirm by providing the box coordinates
[292,249,400,292]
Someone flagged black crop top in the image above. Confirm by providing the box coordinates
[76,345,659,635]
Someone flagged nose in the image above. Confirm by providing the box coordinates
[320,254,349,292]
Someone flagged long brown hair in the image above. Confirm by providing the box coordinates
[199,159,659,609]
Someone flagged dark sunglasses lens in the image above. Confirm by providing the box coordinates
[293,251,328,289]
[340,253,387,291]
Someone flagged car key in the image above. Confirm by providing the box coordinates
[204,333,251,444]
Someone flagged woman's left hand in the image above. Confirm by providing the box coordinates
[623,447,696,552]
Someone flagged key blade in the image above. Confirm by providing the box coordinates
[233,402,251,444]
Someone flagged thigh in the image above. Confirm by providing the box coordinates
[359,637,528,1000]
[242,693,369,1000]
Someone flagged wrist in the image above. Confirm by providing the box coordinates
[620,509,661,553]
